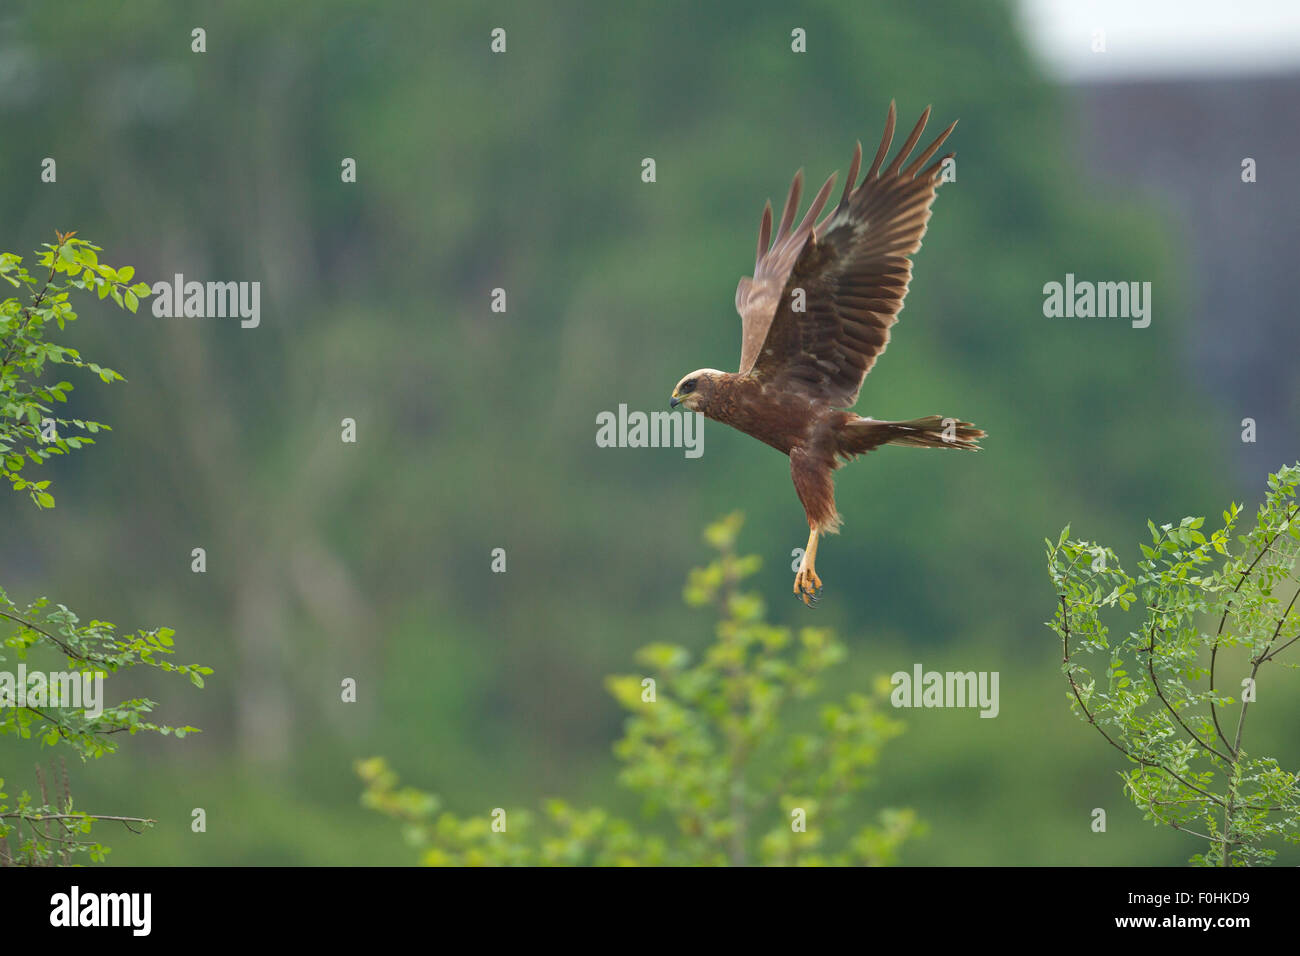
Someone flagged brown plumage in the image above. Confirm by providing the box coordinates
[670,101,985,606]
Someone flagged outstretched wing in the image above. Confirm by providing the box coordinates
[735,167,838,375]
[735,102,955,408]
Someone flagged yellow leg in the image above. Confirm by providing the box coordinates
[793,527,823,607]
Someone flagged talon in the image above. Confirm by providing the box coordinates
[792,527,824,608]
[793,567,823,607]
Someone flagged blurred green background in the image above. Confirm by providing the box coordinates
[1,0,1297,865]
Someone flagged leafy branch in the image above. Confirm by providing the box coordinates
[1046,463,1300,865]
[0,760,153,866]
[1,233,206,866]
[0,591,210,755]
[1,230,151,508]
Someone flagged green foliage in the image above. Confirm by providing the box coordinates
[0,235,204,865]
[0,759,120,866]
[0,591,210,755]
[0,231,149,509]
[1047,464,1300,866]
[359,513,922,865]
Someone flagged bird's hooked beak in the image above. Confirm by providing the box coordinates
[669,394,681,408]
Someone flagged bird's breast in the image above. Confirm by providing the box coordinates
[708,382,822,456]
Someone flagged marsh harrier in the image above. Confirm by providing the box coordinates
[670,102,984,606]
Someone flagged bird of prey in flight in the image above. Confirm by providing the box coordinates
[670,102,984,606]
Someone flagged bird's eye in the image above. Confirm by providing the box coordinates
[683,379,697,393]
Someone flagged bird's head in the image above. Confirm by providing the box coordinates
[670,369,727,413]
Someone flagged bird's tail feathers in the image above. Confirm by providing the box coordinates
[838,415,984,457]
